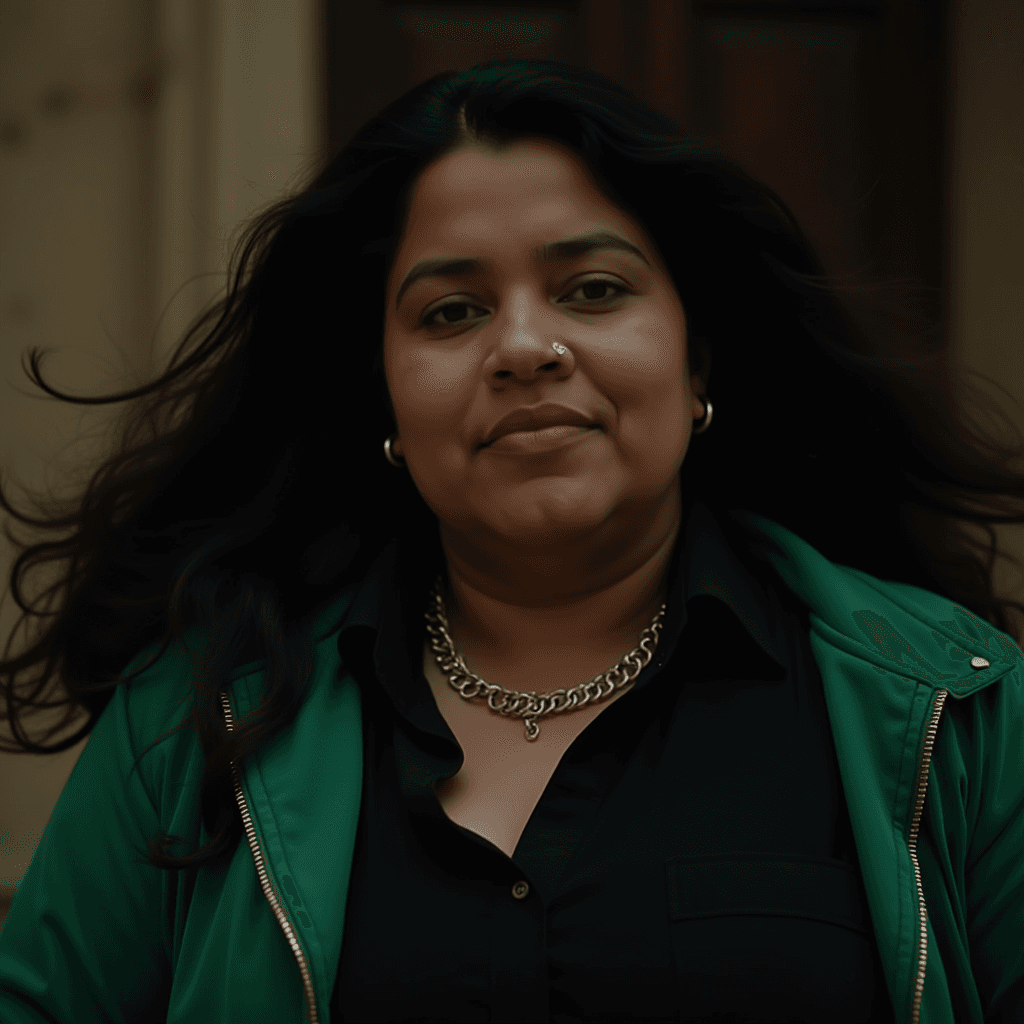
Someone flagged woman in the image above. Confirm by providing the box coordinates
[0,58,1022,1024]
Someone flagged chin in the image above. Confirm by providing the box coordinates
[488,490,615,543]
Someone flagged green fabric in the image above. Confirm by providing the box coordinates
[1,511,1021,1023]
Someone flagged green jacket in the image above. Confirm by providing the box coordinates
[1,511,1022,1024]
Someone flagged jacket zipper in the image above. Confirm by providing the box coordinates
[906,687,948,1024]
[220,690,320,1024]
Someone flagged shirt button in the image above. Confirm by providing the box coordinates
[511,880,530,899]
[971,656,990,669]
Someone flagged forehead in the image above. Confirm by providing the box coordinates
[396,138,641,251]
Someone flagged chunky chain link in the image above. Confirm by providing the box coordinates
[424,574,666,741]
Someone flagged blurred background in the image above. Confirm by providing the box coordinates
[0,0,1021,931]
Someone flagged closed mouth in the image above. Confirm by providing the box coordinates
[480,423,601,451]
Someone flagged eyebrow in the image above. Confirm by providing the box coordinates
[394,230,650,310]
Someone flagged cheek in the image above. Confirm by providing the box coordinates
[591,312,688,405]
[590,319,689,461]
[387,340,468,431]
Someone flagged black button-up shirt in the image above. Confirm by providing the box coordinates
[331,498,895,1023]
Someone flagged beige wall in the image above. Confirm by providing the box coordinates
[0,0,1022,928]
[0,0,324,924]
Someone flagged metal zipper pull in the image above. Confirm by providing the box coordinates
[220,690,320,1024]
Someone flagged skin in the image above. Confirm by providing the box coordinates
[383,137,709,697]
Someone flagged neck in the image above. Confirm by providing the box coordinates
[435,489,682,674]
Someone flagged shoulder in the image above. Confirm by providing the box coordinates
[116,585,360,751]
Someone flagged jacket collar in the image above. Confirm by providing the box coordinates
[727,509,1021,694]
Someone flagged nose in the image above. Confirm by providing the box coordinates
[486,286,571,382]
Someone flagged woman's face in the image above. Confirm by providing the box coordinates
[383,137,706,555]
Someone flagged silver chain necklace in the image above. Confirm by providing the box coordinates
[424,574,667,741]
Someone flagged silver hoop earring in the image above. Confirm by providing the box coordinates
[384,433,406,467]
[692,397,713,434]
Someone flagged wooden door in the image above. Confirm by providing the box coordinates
[326,0,947,330]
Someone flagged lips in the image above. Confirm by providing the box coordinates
[480,403,599,448]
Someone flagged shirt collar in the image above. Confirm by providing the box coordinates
[337,497,788,720]
[668,498,790,682]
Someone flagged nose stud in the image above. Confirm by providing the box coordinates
[552,342,567,355]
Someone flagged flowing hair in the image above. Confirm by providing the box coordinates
[2,57,1022,873]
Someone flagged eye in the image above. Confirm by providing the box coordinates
[421,301,488,329]
[560,278,628,304]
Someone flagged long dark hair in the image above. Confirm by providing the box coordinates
[3,57,1023,873]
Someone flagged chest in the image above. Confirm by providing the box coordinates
[423,641,630,858]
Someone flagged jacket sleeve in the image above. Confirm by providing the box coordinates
[965,663,1024,1023]
[0,679,174,1023]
